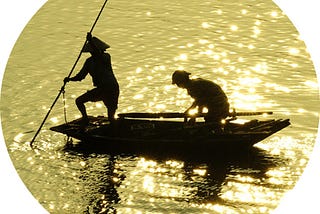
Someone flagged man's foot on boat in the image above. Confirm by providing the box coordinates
[79,117,89,127]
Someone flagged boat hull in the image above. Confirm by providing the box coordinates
[50,116,290,154]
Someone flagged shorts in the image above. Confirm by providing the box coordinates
[79,87,119,109]
[205,102,230,122]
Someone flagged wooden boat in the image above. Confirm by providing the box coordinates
[50,112,290,154]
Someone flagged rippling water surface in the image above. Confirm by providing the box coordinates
[1,0,319,213]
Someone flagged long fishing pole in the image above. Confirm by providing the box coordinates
[30,0,109,148]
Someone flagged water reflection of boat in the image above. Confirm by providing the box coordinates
[175,147,282,205]
[75,147,282,213]
[50,112,290,154]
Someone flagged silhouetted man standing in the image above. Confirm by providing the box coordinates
[64,33,119,125]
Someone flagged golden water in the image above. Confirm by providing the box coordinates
[1,0,319,213]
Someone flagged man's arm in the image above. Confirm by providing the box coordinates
[64,60,89,83]
[184,100,198,114]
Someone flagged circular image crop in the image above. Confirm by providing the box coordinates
[1,0,319,213]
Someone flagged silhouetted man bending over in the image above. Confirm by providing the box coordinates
[172,70,229,124]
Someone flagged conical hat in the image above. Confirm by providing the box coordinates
[82,37,110,52]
